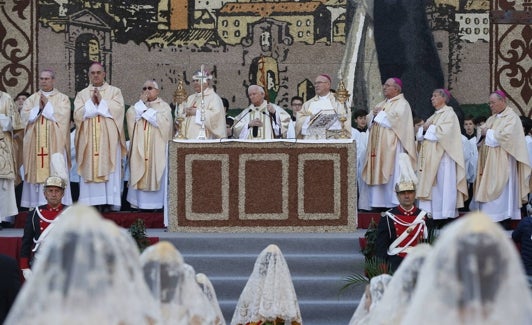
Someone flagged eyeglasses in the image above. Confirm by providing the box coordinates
[291,103,303,106]
[142,86,155,91]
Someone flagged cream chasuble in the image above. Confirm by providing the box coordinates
[74,82,126,183]
[416,105,467,207]
[295,93,351,139]
[362,93,416,186]
[0,91,20,220]
[21,90,71,184]
[126,98,172,191]
[178,88,226,139]
[475,106,531,203]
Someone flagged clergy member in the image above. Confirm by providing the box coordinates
[20,69,72,208]
[362,77,416,209]
[0,91,20,227]
[126,80,173,217]
[296,74,351,139]
[74,62,127,211]
[416,89,467,227]
[474,90,531,223]
[175,68,226,139]
[232,85,291,139]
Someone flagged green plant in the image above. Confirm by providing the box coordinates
[341,256,391,291]
[361,218,378,259]
[340,218,392,293]
[128,218,150,252]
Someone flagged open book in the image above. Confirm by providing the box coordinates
[308,109,338,129]
[307,109,340,139]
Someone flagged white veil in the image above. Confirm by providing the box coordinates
[365,244,432,324]
[5,204,160,325]
[402,212,532,325]
[196,272,226,325]
[139,241,216,325]
[230,244,302,325]
[348,273,392,325]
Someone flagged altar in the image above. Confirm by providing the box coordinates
[167,139,357,232]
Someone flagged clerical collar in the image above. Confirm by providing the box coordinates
[319,94,330,100]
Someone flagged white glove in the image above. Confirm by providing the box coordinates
[22,268,32,280]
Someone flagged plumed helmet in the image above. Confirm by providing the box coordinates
[395,153,417,193]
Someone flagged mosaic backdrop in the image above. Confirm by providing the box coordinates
[0,0,530,118]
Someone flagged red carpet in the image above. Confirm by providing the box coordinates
[13,211,164,229]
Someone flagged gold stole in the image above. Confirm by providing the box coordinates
[138,119,152,190]
[35,115,50,183]
[367,100,392,173]
[90,115,106,182]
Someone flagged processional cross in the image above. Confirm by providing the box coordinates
[193,64,212,140]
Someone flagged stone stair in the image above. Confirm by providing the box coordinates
[153,231,367,325]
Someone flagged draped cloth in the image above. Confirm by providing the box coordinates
[5,204,160,325]
[348,274,392,325]
[140,241,217,325]
[416,105,467,218]
[178,88,226,139]
[126,98,172,210]
[0,91,20,221]
[402,212,532,325]
[231,244,302,325]
[474,106,531,221]
[74,83,126,206]
[196,273,226,325]
[20,90,72,207]
[365,244,432,324]
[362,94,416,208]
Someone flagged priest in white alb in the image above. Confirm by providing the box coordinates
[20,69,72,207]
[362,77,416,209]
[126,80,173,219]
[416,89,467,226]
[175,68,226,139]
[232,85,291,139]
[474,90,531,223]
[74,62,127,210]
[295,73,351,139]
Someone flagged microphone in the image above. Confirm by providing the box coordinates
[252,125,258,137]
[230,108,253,138]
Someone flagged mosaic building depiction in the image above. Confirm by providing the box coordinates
[0,0,530,117]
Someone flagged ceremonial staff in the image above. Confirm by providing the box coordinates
[194,65,212,140]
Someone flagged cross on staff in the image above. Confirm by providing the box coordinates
[193,64,212,140]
